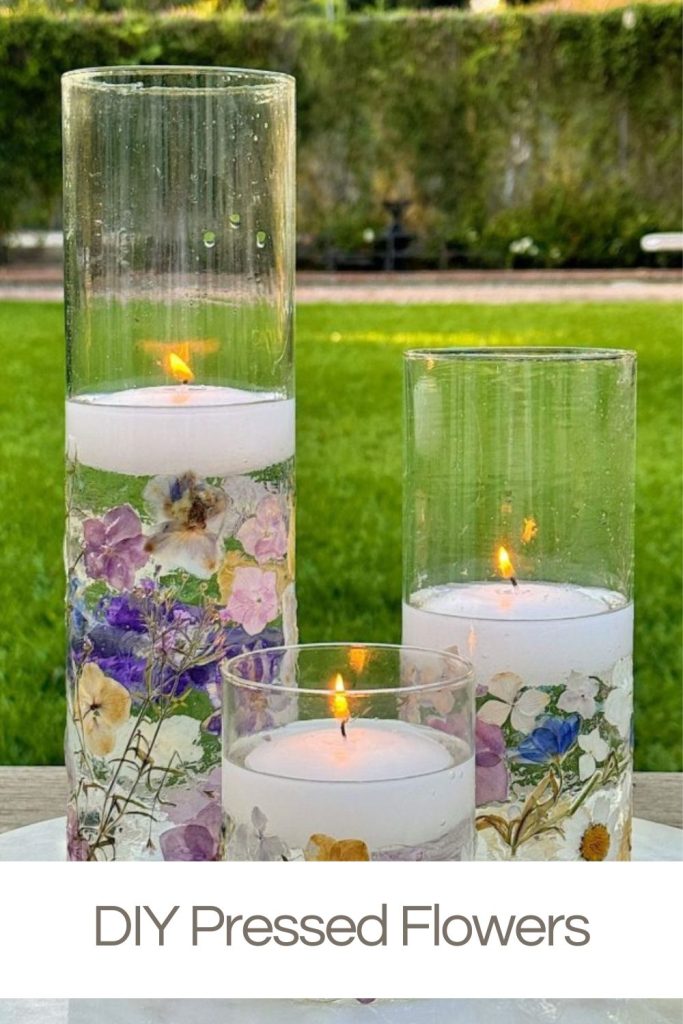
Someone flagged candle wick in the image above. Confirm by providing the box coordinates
[509,576,518,588]
[340,718,349,739]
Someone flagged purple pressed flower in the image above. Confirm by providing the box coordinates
[160,801,222,862]
[94,655,147,692]
[475,719,509,806]
[83,505,148,590]
[66,806,90,862]
[223,626,284,663]
[167,769,221,826]
[104,595,147,633]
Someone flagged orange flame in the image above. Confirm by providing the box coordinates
[168,352,194,384]
[497,546,515,581]
[348,647,369,674]
[331,673,350,722]
[521,517,538,545]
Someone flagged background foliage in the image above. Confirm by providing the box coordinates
[0,5,681,266]
[0,300,681,770]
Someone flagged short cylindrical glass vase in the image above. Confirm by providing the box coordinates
[402,348,636,861]
[63,67,296,861]
[223,643,475,861]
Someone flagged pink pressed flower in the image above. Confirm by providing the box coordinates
[236,495,288,564]
[224,567,278,636]
[83,505,148,590]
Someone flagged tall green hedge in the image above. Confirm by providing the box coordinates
[0,7,681,266]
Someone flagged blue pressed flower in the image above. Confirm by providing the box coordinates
[517,714,581,763]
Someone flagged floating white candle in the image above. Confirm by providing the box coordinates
[403,582,632,684]
[245,719,453,782]
[224,719,474,855]
[66,386,295,477]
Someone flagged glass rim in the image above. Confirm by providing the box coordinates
[224,641,474,697]
[62,65,295,94]
[404,346,636,363]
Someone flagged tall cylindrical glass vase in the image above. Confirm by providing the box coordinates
[62,67,296,861]
[402,348,636,861]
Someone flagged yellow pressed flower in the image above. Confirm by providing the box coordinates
[76,662,131,757]
[305,833,370,862]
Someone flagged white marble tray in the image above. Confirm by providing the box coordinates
[0,1000,681,1024]
[0,816,680,862]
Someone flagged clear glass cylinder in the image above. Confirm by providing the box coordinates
[402,348,636,861]
[223,643,475,861]
[62,67,296,861]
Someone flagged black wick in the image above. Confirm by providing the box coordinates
[341,718,349,739]
[509,575,518,588]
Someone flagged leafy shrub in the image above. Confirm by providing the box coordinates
[0,6,680,266]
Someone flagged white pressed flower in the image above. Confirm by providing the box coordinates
[560,794,621,861]
[577,727,610,781]
[557,672,598,719]
[605,687,632,740]
[477,672,549,734]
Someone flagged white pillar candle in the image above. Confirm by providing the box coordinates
[66,387,295,476]
[224,719,474,858]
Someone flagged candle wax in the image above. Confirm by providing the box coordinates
[66,386,295,476]
[245,720,452,782]
[403,582,632,684]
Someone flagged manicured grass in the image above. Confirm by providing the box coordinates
[0,301,680,770]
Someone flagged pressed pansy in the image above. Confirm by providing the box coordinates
[236,494,289,563]
[144,473,228,579]
[83,505,148,590]
[577,727,609,781]
[477,672,549,733]
[557,672,598,718]
[76,662,131,756]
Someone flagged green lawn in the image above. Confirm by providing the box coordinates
[0,301,680,770]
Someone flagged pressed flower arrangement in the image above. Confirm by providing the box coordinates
[62,67,296,860]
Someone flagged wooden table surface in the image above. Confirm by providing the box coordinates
[0,767,681,835]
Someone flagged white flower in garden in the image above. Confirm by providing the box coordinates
[509,236,538,256]
[560,794,621,861]
[557,672,598,718]
[477,672,549,733]
[577,727,609,781]
[605,687,632,740]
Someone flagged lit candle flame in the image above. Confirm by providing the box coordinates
[332,672,350,737]
[348,647,369,674]
[521,517,538,544]
[497,545,518,588]
[168,352,194,384]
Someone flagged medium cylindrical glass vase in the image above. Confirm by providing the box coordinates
[62,67,296,861]
[402,348,636,861]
